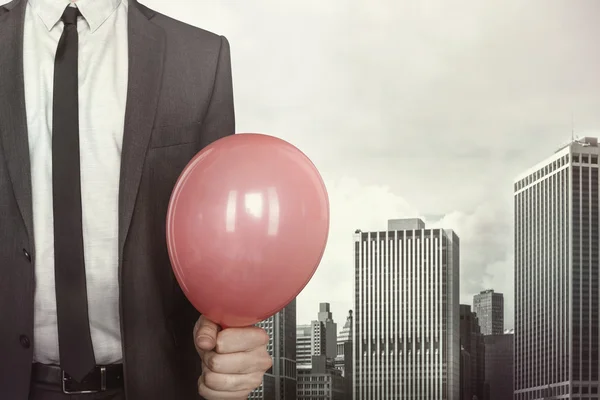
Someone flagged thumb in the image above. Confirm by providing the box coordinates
[194,315,220,353]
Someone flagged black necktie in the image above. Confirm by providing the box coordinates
[52,6,96,382]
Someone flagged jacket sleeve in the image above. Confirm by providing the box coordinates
[171,34,236,399]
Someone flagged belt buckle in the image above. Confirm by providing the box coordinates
[61,367,106,394]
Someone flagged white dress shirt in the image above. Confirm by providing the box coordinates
[24,0,128,365]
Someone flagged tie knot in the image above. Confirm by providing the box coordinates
[61,6,80,26]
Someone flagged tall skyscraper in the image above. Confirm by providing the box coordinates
[473,289,504,335]
[514,137,600,399]
[250,300,297,400]
[354,218,460,399]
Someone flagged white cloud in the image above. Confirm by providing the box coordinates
[432,204,514,327]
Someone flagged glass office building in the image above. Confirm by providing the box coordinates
[353,219,460,399]
[514,137,600,399]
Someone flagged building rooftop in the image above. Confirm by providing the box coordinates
[387,218,425,231]
[515,137,600,183]
[555,136,598,153]
[477,289,503,295]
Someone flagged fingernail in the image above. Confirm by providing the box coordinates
[196,335,212,348]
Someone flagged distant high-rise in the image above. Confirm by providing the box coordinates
[310,320,326,359]
[473,289,504,336]
[354,218,460,399]
[318,303,338,361]
[297,355,345,400]
[337,310,353,344]
[514,137,600,399]
[296,325,313,366]
[295,318,328,368]
[459,348,471,400]
[297,307,347,400]
[335,310,353,398]
[250,300,297,400]
[459,305,485,400]
[484,333,513,400]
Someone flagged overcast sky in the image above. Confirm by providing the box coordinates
[142,0,600,329]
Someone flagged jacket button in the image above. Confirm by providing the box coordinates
[22,249,31,262]
[19,335,30,349]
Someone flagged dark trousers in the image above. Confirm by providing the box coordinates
[29,382,125,400]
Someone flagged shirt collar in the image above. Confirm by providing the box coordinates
[28,0,122,33]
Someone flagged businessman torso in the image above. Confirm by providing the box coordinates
[0,0,234,398]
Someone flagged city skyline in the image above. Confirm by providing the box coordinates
[138,0,600,331]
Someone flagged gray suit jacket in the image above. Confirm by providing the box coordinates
[0,0,235,398]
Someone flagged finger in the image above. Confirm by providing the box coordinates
[195,315,221,352]
[198,375,253,400]
[193,318,203,356]
[201,369,265,393]
[215,327,269,354]
[202,347,273,375]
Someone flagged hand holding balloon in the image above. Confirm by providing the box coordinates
[194,315,272,399]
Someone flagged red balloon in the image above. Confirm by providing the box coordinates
[166,133,329,327]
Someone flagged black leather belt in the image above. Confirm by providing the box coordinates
[32,363,124,394]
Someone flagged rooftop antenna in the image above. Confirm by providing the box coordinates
[571,111,575,142]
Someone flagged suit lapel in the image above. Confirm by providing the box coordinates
[0,0,165,256]
[118,1,165,255]
[0,0,34,243]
